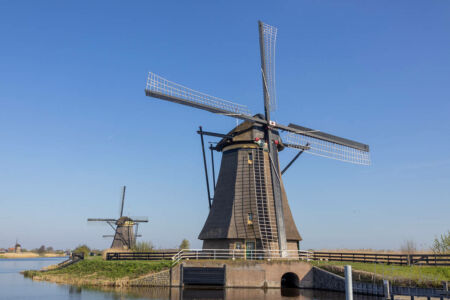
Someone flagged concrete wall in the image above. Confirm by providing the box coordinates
[171,260,313,288]
[312,266,345,292]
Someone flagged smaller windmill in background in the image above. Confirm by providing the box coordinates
[88,186,148,250]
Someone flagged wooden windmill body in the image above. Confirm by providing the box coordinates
[198,120,301,252]
[145,21,370,256]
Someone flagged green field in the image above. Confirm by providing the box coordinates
[24,257,172,281]
[311,260,450,287]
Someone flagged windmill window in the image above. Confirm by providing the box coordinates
[248,152,253,164]
[247,213,253,225]
[235,242,242,250]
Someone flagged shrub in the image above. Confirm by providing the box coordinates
[73,244,91,256]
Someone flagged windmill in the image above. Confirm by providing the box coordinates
[145,21,370,257]
[88,186,148,250]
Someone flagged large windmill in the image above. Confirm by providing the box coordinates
[145,21,370,256]
[88,186,148,250]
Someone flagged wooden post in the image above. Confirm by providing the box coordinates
[345,265,353,300]
[383,280,390,299]
[180,263,184,287]
[440,281,448,300]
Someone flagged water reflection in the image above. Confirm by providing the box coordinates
[92,286,383,300]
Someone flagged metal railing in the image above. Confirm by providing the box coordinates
[171,249,313,265]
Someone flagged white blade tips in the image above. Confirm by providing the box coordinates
[146,72,251,116]
[260,21,278,112]
[284,132,371,166]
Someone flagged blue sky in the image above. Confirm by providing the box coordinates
[0,1,449,251]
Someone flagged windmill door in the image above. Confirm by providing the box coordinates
[246,241,255,260]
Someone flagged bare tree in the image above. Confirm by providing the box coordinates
[133,241,153,252]
[400,239,417,254]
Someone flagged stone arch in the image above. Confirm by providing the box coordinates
[281,272,299,288]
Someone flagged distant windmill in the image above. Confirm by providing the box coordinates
[144,21,370,256]
[88,186,148,250]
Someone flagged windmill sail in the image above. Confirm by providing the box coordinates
[259,21,278,111]
[120,186,126,218]
[146,72,253,119]
[284,123,370,165]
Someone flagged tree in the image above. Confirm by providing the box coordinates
[37,245,46,254]
[400,239,417,254]
[133,241,153,252]
[179,239,190,250]
[73,244,91,256]
[46,246,54,253]
[431,230,450,254]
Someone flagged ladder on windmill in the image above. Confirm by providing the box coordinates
[253,148,278,253]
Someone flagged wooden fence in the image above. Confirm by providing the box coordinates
[105,250,450,266]
[106,251,178,261]
[312,252,450,266]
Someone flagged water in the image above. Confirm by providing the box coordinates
[0,258,383,300]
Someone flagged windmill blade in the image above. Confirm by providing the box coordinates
[259,21,278,112]
[130,217,148,223]
[284,123,370,165]
[102,235,115,238]
[87,218,117,222]
[120,186,126,218]
[145,72,256,121]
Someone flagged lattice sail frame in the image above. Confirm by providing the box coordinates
[146,72,251,116]
[284,132,371,166]
[261,22,278,111]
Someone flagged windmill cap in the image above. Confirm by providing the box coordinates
[116,216,133,225]
[216,118,284,152]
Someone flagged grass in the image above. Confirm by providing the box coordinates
[311,260,450,288]
[24,259,172,281]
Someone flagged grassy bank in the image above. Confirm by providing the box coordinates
[24,257,172,286]
[312,260,450,288]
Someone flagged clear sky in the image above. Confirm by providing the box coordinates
[1,1,449,251]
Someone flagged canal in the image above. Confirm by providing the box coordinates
[0,257,384,299]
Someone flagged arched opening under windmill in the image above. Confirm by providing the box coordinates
[281,272,299,288]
